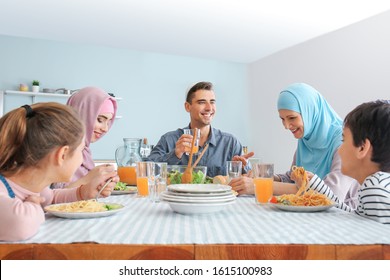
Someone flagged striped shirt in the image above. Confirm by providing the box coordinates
[309,171,390,224]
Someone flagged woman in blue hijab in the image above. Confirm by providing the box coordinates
[277,83,342,178]
[275,83,359,206]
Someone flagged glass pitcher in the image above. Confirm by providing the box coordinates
[115,138,142,185]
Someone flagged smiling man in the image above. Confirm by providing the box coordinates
[148,81,247,177]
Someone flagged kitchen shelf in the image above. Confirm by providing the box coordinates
[4,90,72,98]
[0,90,123,118]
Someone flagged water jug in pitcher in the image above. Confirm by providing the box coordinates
[115,138,142,185]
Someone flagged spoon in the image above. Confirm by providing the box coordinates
[95,178,113,200]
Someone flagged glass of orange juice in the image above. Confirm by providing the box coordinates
[183,128,200,155]
[253,163,274,204]
[136,162,154,197]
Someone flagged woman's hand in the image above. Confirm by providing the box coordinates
[291,170,314,189]
[79,164,119,200]
[229,175,255,195]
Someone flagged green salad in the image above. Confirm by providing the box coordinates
[204,176,213,184]
[114,181,128,191]
[168,170,207,184]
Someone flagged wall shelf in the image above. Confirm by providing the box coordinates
[4,90,72,98]
[0,90,123,119]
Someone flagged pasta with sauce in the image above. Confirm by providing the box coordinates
[276,166,332,206]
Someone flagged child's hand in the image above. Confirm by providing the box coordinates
[80,165,119,199]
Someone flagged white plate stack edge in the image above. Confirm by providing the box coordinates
[161,184,236,215]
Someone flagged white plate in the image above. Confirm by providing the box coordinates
[45,203,125,219]
[167,200,235,215]
[273,203,335,212]
[112,186,137,195]
[161,191,236,200]
[163,190,234,198]
[161,192,236,203]
[167,184,231,193]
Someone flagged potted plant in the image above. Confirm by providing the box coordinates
[32,80,40,93]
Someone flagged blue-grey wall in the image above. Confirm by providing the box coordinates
[0,35,250,160]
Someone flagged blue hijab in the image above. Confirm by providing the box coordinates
[277,83,343,179]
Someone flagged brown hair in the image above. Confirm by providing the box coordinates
[0,102,84,176]
[344,101,390,171]
[186,81,213,104]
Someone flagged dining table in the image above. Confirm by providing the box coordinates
[1,194,390,260]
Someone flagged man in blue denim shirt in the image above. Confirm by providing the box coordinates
[148,81,250,177]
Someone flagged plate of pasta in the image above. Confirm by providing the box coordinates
[270,165,335,212]
[44,200,125,219]
[272,202,335,212]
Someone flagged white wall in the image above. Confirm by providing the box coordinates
[248,10,390,173]
[0,35,249,160]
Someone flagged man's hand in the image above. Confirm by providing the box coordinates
[175,134,194,159]
[232,152,255,167]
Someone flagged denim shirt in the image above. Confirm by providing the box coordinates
[147,126,248,177]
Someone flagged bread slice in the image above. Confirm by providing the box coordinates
[213,175,228,185]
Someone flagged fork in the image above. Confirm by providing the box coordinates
[95,178,113,200]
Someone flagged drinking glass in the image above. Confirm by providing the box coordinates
[183,128,200,155]
[253,163,274,204]
[226,161,242,183]
[136,162,154,197]
[248,158,261,177]
[149,162,167,203]
[248,158,262,167]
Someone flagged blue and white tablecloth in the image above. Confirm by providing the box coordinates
[9,195,390,245]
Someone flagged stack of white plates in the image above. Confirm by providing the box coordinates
[161,184,236,215]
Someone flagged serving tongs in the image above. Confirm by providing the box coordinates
[181,128,198,184]
[192,143,209,169]
[181,137,209,184]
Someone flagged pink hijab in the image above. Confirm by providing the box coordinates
[67,87,117,181]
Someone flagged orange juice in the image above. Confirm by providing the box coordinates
[137,177,149,196]
[117,166,137,185]
[254,177,273,204]
[185,145,199,154]
[192,145,199,154]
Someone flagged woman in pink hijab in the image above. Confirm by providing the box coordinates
[52,87,119,195]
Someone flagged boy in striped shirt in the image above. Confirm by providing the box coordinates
[307,101,390,224]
